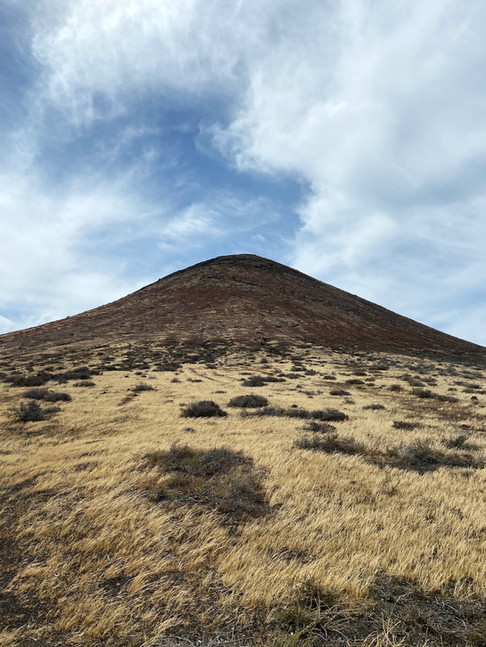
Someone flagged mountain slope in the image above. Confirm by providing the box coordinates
[1,254,484,360]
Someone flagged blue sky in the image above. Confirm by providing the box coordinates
[1,0,485,346]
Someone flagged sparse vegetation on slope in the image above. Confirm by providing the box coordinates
[0,342,485,646]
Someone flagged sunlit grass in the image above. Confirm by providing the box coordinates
[0,343,485,645]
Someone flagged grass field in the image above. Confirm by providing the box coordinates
[1,341,485,646]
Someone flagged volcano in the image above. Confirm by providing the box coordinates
[1,254,484,361]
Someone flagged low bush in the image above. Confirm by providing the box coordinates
[411,388,458,403]
[227,394,269,408]
[443,434,470,449]
[181,400,227,418]
[56,366,94,383]
[386,440,483,471]
[241,406,348,422]
[9,372,53,387]
[411,388,435,398]
[294,433,364,456]
[9,401,46,422]
[362,403,385,410]
[241,374,285,387]
[393,420,422,431]
[23,388,71,402]
[144,444,268,520]
[329,389,350,396]
[73,381,96,387]
[131,383,155,392]
[302,421,335,433]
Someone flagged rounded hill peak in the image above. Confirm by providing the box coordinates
[1,254,485,361]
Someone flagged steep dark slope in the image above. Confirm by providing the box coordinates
[1,254,484,361]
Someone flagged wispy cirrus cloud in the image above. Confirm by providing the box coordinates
[208,0,486,344]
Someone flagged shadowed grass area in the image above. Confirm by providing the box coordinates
[144,444,270,521]
[241,406,348,422]
[294,432,484,473]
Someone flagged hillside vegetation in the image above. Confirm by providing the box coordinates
[1,340,486,646]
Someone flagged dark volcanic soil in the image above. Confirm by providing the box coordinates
[1,254,485,361]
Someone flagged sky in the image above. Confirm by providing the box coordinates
[1,0,485,346]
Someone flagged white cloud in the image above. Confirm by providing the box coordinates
[28,0,275,127]
[0,315,15,335]
[0,169,158,326]
[207,0,486,344]
[157,193,280,249]
[2,0,486,345]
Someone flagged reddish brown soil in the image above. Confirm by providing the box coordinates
[1,254,485,361]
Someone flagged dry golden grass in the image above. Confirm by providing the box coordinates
[0,342,485,646]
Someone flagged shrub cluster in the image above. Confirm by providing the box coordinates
[181,401,227,418]
[294,433,364,456]
[242,406,348,422]
[131,383,155,393]
[241,374,285,387]
[392,420,422,431]
[144,444,268,520]
[9,401,60,422]
[5,365,95,387]
[23,388,71,402]
[227,394,268,408]
[411,388,458,403]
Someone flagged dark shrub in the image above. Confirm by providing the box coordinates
[330,389,350,396]
[144,444,268,520]
[393,441,463,468]
[407,378,426,387]
[22,387,49,400]
[363,403,385,410]
[411,388,458,403]
[56,366,93,383]
[241,375,266,387]
[43,405,61,415]
[393,420,422,431]
[303,421,336,433]
[346,379,365,385]
[23,388,71,402]
[385,440,484,471]
[411,388,435,399]
[240,406,348,422]
[312,408,348,422]
[73,381,96,387]
[443,434,469,449]
[131,383,155,392]
[154,362,181,372]
[10,401,46,422]
[241,374,285,387]
[181,400,227,418]
[43,391,71,402]
[227,394,269,408]
[10,372,53,387]
[436,394,459,403]
[294,433,364,456]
